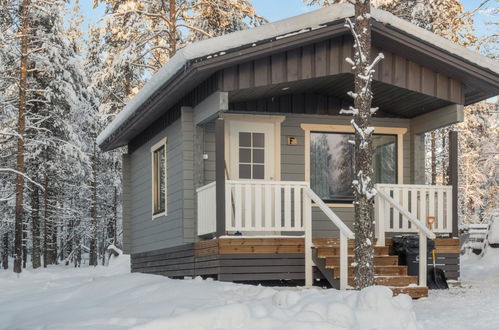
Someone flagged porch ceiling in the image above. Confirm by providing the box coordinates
[228,74,452,118]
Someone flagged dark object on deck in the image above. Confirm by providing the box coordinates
[427,266,449,290]
[393,235,435,276]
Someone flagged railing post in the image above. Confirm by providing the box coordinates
[304,190,313,287]
[215,118,225,237]
[375,190,385,247]
[340,232,348,290]
[419,230,427,287]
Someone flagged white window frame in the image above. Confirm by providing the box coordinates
[301,124,407,208]
[151,137,168,219]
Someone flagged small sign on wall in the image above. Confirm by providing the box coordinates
[287,136,298,145]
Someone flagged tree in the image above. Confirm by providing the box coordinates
[458,101,498,223]
[13,0,30,274]
[340,1,384,289]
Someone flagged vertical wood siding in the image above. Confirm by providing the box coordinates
[218,36,462,104]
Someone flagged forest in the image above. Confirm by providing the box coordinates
[0,0,497,274]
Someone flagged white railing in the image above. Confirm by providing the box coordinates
[303,187,354,290]
[225,180,309,232]
[375,185,437,287]
[196,179,353,290]
[375,184,453,238]
[196,181,217,236]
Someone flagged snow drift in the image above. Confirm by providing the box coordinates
[0,254,419,330]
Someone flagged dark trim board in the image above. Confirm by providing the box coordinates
[131,243,324,282]
[131,238,460,283]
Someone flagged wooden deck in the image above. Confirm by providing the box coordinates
[131,236,460,298]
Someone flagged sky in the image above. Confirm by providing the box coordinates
[78,0,493,40]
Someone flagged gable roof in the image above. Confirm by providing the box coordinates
[97,3,499,151]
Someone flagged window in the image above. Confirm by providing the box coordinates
[310,132,397,202]
[238,132,265,179]
[151,138,167,217]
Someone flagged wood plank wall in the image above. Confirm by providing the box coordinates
[218,35,463,104]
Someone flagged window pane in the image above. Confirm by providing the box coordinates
[239,132,251,147]
[159,147,166,212]
[239,148,251,163]
[310,132,396,202]
[253,165,264,179]
[252,133,264,148]
[153,146,166,214]
[239,164,251,179]
[253,149,264,163]
[373,135,397,184]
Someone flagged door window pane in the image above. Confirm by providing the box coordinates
[252,133,264,148]
[238,131,265,179]
[310,132,397,202]
[239,132,251,147]
[253,149,264,163]
[239,164,252,179]
[239,148,251,163]
[253,165,264,179]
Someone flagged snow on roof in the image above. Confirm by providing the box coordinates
[97,3,499,148]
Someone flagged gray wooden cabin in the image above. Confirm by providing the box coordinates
[98,4,499,297]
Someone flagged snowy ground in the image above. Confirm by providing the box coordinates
[1,250,499,330]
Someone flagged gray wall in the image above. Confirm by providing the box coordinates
[127,115,186,253]
[127,109,432,252]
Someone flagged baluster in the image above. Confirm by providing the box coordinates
[234,183,242,231]
[446,187,452,232]
[264,184,272,229]
[437,188,444,232]
[244,183,252,229]
[294,186,302,229]
[254,183,262,230]
[274,184,282,230]
[284,185,291,230]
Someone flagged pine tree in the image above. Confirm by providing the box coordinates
[341,0,384,289]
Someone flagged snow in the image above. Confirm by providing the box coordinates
[414,252,499,330]
[4,252,499,329]
[0,254,419,330]
[486,213,499,244]
[96,3,499,149]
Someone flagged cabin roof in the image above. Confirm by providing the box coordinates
[97,3,499,151]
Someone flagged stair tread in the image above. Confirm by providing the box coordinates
[390,286,429,299]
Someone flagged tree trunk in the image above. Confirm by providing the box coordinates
[22,217,27,269]
[31,184,41,268]
[14,0,30,274]
[352,0,376,289]
[441,129,447,185]
[89,142,98,266]
[2,232,8,270]
[43,172,49,267]
[431,131,436,185]
[169,0,176,58]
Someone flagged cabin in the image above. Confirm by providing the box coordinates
[97,4,499,298]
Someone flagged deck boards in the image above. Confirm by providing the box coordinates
[132,237,460,283]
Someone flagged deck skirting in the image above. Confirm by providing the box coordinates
[131,237,459,282]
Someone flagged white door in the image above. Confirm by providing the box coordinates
[228,120,276,181]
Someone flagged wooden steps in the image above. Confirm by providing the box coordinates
[325,255,399,267]
[313,239,428,299]
[347,276,418,287]
[329,265,408,278]
[317,246,389,257]
[391,286,428,299]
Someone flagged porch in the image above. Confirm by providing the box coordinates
[196,178,458,297]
